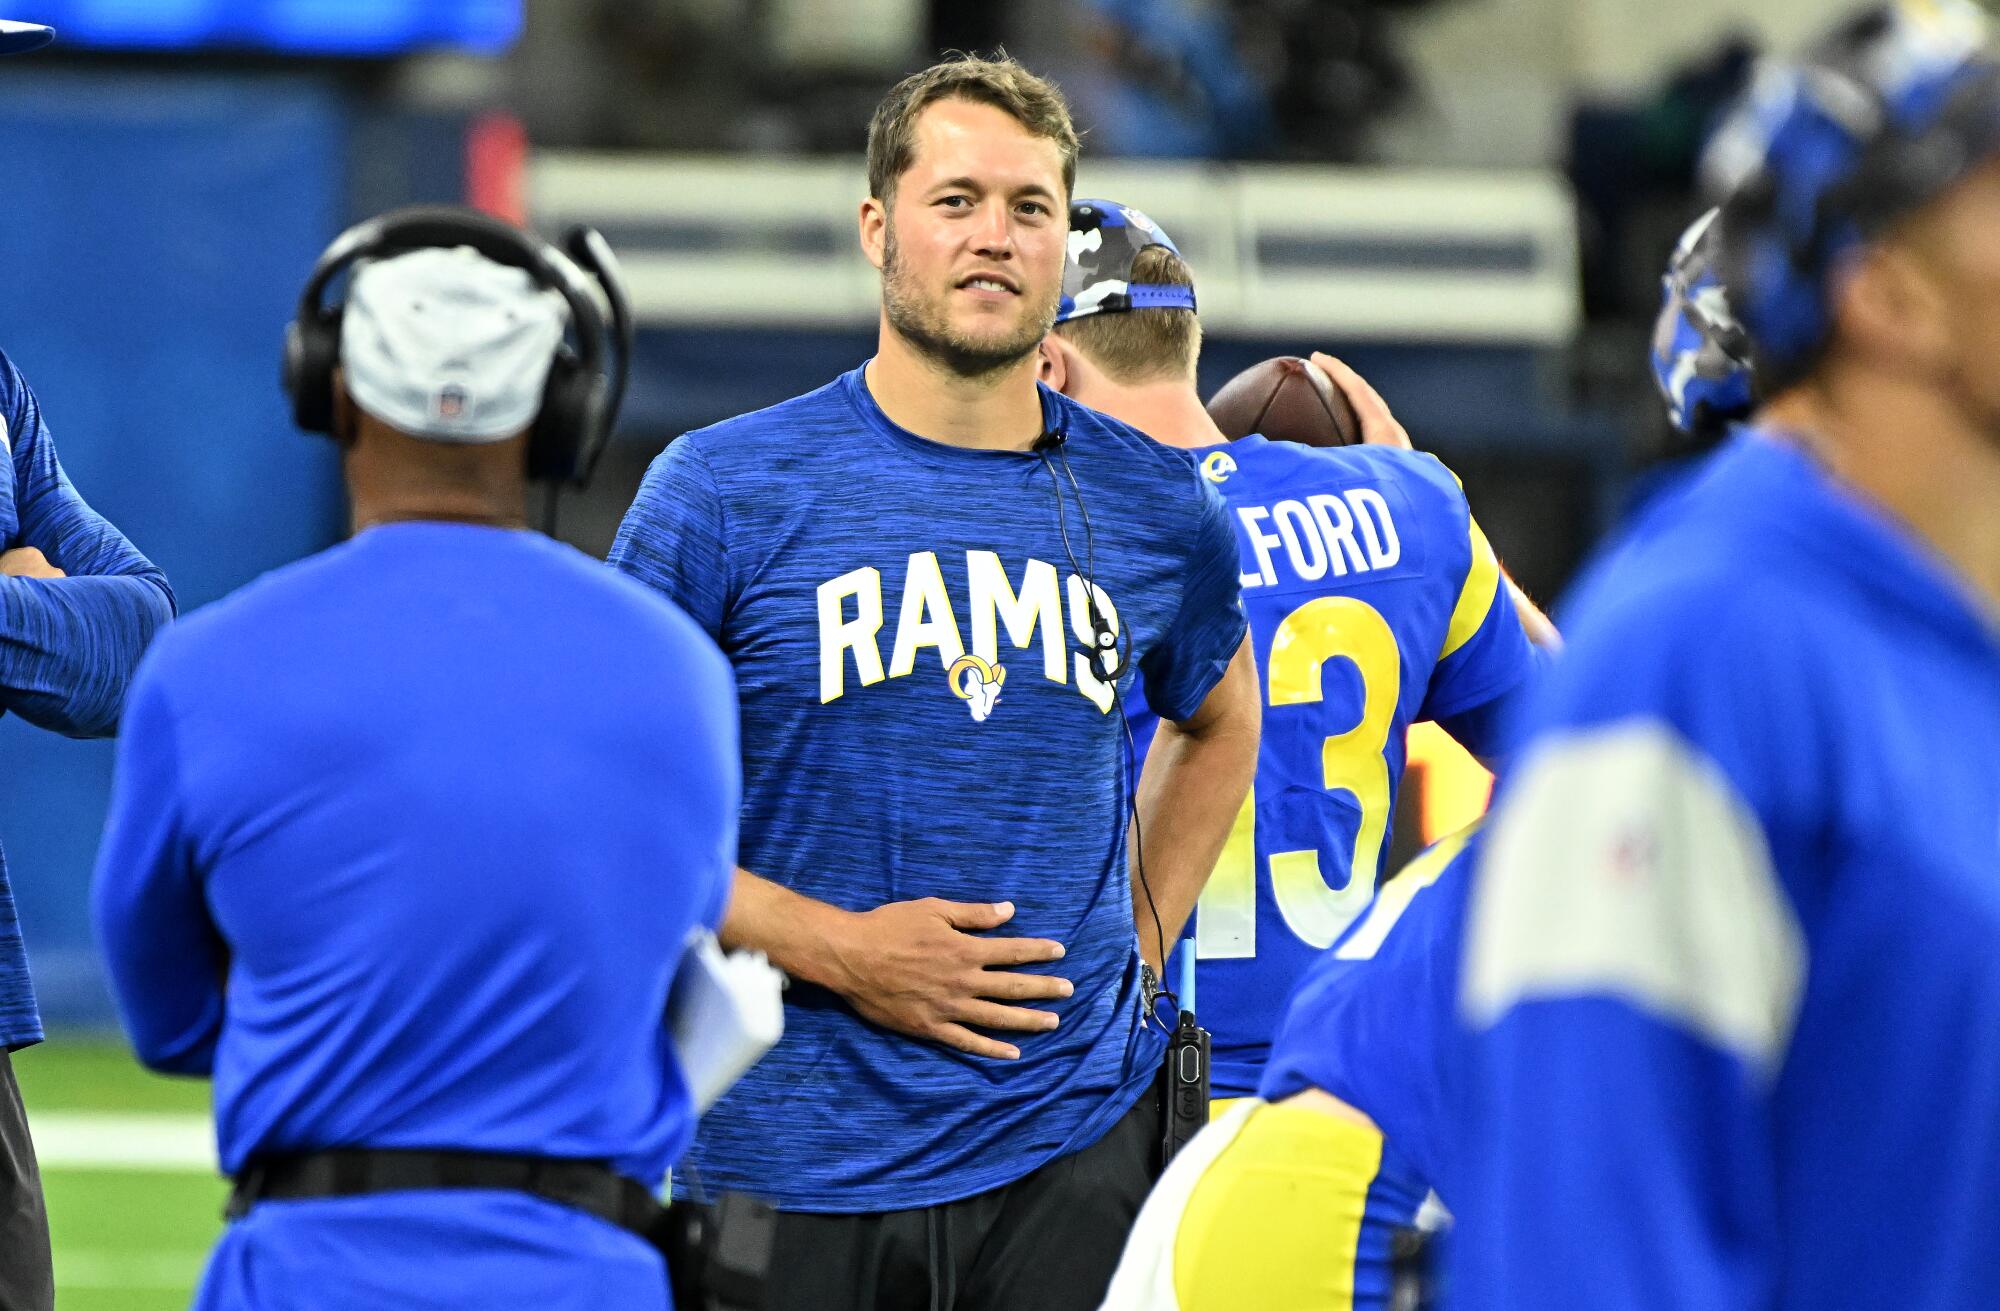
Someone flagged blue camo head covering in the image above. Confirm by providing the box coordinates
[1651,208,1755,438]
[0,20,52,54]
[1703,0,2000,389]
[1057,199,1196,324]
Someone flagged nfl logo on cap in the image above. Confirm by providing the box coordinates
[434,384,470,424]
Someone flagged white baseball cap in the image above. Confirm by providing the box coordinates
[0,21,54,55]
[340,245,570,444]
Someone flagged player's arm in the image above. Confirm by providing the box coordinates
[1312,350,1550,763]
[1309,349,1559,657]
[1133,473,1258,971]
[1455,616,1800,1308]
[1420,511,1549,767]
[90,662,226,1076]
[0,357,176,738]
[1503,578,1559,650]
[611,439,1071,1062]
[1133,637,1258,970]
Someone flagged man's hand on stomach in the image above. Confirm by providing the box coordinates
[826,898,1072,1061]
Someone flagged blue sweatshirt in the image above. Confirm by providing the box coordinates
[93,522,736,1310]
[1456,432,2000,1310]
[0,351,175,1046]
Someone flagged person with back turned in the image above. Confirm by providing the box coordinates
[1459,5,2000,1306]
[91,210,737,1310]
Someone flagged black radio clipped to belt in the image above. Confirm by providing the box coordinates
[1159,1008,1211,1170]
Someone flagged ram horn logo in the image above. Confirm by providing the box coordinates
[1200,450,1237,484]
[947,653,1007,723]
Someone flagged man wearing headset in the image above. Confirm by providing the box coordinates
[1458,3,2000,1306]
[92,212,737,1309]
[612,55,1259,1311]
[0,21,179,1308]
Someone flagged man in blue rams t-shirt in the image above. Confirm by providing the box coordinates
[95,231,737,1309]
[1459,5,2000,1307]
[611,56,1258,1311]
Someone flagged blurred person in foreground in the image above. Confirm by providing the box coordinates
[92,216,737,1310]
[611,56,1259,1311]
[1097,205,1755,1311]
[1457,3,2000,1306]
[0,19,178,1308]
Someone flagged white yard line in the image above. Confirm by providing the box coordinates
[54,1248,209,1289]
[29,1111,215,1171]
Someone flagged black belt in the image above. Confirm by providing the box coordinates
[227,1149,670,1250]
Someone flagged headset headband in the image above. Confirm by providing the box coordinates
[297,206,613,394]
[287,205,634,485]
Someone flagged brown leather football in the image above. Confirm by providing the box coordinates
[1206,356,1361,447]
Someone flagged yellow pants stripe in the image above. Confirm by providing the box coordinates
[1171,1100,1386,1311]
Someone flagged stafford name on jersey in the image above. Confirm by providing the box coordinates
[816,550,1121,717]
[1233,488,1402,592]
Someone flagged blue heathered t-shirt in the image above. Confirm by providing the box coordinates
[611,363,1247,1211]
[0,350,175,1048]
[93,523,736,1309]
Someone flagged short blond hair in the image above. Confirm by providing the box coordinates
[1054,246,1202,382]
[866,54,1079,205]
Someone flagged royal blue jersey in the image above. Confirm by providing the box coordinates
[0,350,174,1047]
[611,364,1247,1212]
[1456,432,2000,1310]
[1130,435,1534,1096]
[93,523,736,1308]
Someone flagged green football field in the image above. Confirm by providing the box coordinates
[13,1038,224,1310]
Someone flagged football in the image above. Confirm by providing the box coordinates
[1206,355,1362,447]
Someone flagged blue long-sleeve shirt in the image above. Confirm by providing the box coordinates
[1455,432,2000,1310]
[0,350,175,1047]
[92,522,736,1310]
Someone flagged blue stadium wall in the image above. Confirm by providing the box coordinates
[0,73,361,1026]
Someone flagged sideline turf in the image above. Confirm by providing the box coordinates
[14,1038,222,1309]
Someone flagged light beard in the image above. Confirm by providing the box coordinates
[881,226,1057,381]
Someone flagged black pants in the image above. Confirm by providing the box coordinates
[0,1051,51,1311]
[752,1092,1159,1311]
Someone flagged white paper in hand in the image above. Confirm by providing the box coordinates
[669,931,785,1114]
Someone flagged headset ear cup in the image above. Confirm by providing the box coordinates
[529,349,586,483]
[285,309,343,436]
[569,373,613,486]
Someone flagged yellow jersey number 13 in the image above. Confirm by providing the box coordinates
[1196,596,1400,958]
